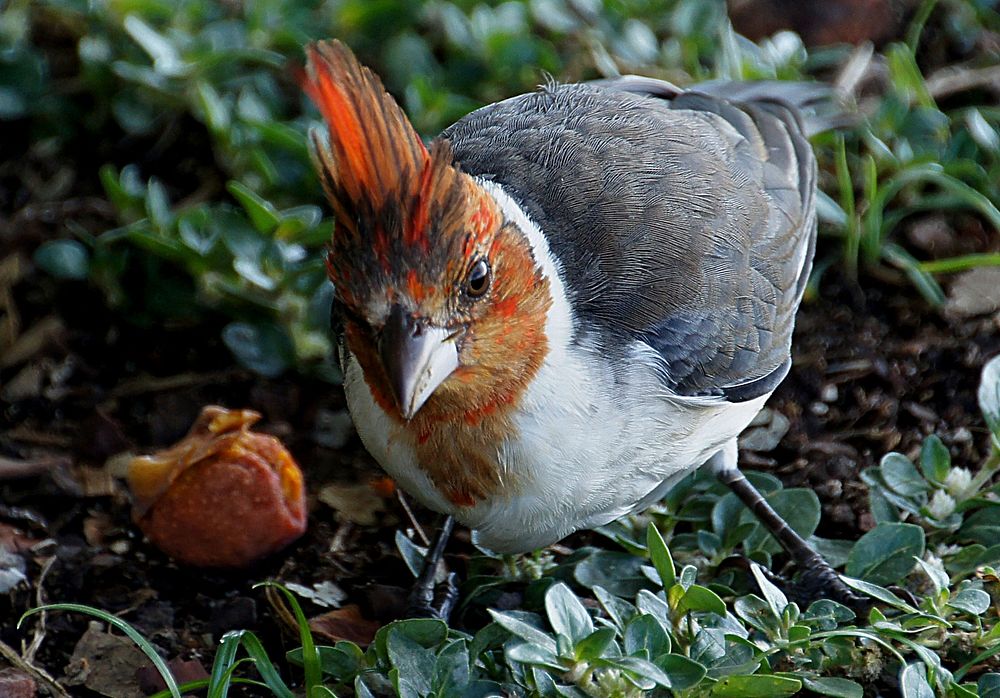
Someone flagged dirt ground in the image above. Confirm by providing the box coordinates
[2,226,999,694]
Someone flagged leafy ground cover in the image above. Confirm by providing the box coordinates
[3,0,1000,695]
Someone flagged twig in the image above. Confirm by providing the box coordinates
[926,64,1000,100]
[110,369,245,399]
[22,555,56,665]
[0,637,70,698]
[395,491,430,547]
[0,455,70,480]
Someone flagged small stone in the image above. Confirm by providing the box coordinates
[209,596,257,638]
[0,668,36,698]
[946,267,1000,318]
[820,384,838,403]
[809,402,829,416]
[952,427,973,443]
[313,408,355,449]
[815,479,843,499]
[827,503,855,526]
[738,408,790,452]
[858,512,877,532]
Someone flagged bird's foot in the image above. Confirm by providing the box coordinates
[752,561,871,615]
[793,560,872,614]
[405,571,459,620]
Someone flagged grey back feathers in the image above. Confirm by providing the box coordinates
[441,77,819,402]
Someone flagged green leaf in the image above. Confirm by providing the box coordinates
[636,590,671,629]
[734,594,780,635]
[802,676,863,698]
[288,642,363,681]
[592,586,637,631]
[34,240,90,280]
[624,614,670,658]
[801,599,855,630]
[146,178,172,230]
[544,582,593,644]
[741,489,821,554]
[980,355,1000,440]
[222,321,293,377]
[431,639,470,696]
[122,15,186,76]
[596,656,673,689]
[947,588,991,616]
[913,558,948,595]
[489,610,557,655]
[919,435,951,483]
[654,653,707,690]
[979,673,1000,698]
[899,662,934,698]
[845,522,925,585]
[677,584,727,617]
[372,618,449,666]
[711,674,801,697]
[228,181,281,235]
[880,453,930,497]
[506,641,562,671]
[574,550,649,597]
[254,582,320,693]
[355,675,375,698]
[839,577,919,612]
[960,506,1000,546]
[646,523,676,587]
[750,564,788,618]
[574,627,616,661]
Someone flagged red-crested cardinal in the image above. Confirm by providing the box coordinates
[303,40,860,613]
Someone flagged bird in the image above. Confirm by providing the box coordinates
[302,40,861,616]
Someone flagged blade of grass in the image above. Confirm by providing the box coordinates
[256,582,322,691]
[208,632,261,698]
[19,604,182,698]
[149,677,268,698]
[235,631,296,698]
[905,0,939,52]
[918,253,1000,274]
[863,163,1000,263]
[834,133,859,277]
[882,243,945,305]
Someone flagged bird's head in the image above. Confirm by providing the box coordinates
[303,41,551,428]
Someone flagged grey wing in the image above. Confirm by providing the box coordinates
[641,80,818,400]
[442,79,819,401]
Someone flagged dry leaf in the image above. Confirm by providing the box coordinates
[318,481,387,526]
[309,604,380,646]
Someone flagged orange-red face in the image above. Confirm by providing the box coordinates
[303,41,552,503]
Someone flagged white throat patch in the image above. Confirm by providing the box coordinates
[477,178,573,353]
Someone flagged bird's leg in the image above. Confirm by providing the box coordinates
[708,442,870,613]
[405,516,459,620]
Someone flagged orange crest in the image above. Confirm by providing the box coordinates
[302,40,465,256]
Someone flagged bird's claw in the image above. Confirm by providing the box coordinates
[794,563,872,615]
[405,571,459,620]
[753,561,872,615]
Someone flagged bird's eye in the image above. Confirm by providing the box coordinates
[465,259,491,298]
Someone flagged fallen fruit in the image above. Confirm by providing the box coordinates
[127,406,307,567]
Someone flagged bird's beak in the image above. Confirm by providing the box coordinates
[379,304,459,420]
